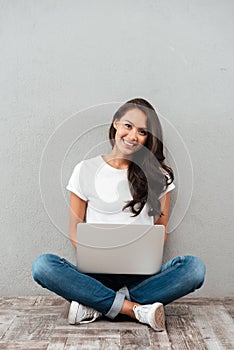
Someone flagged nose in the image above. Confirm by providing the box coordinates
[128,127,138,141]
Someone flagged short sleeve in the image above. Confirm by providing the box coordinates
[158,170,175,199]
[66,161,88,201]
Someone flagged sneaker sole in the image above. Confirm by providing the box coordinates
[153,304,165,331]
[68,301,79,325]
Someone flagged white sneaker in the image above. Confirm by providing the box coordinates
[68,301,102,325]
[133,302,165,331]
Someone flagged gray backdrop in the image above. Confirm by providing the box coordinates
[1,0,233,297]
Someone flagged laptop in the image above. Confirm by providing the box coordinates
[76,223,165,274]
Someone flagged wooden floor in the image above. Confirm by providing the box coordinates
[0,297,233,349]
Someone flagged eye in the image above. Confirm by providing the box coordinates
[139,130,148,136]
[123,122,132,129]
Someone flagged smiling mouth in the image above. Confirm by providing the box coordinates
[122,139,137,147]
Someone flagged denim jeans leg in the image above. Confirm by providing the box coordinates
[128,255,206,305]
[32,254,125,318]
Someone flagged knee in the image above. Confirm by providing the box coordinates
[32,253,59,283]
[185,256,206,290]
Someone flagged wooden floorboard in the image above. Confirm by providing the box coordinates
[0,297,233,349]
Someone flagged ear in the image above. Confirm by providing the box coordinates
[113,119,118,130]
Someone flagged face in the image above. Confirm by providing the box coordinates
[113,108,148,157]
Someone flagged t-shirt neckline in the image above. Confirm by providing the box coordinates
[100,155,128,172]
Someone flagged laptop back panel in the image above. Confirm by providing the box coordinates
[76,224,164,274]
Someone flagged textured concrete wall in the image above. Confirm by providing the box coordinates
[1,0,233,296]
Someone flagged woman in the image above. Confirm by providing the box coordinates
[32,98,206,331]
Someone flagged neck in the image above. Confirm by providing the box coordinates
[102,150,131,170]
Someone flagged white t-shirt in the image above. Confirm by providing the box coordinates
[66,155,175,225]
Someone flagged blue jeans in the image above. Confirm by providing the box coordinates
[32,254,206,319]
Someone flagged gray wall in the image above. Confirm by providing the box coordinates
[1,0,233,297]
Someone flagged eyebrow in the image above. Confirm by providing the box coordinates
[124,119,148,130]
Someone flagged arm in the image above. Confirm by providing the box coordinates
[154,191,171,245]
[68,192,87,248]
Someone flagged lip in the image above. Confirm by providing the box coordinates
[122,138,137,148]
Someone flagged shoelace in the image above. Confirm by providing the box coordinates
[79,307,100,324]
[134,305,149,323]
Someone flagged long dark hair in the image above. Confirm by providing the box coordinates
[109,98,174,218]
